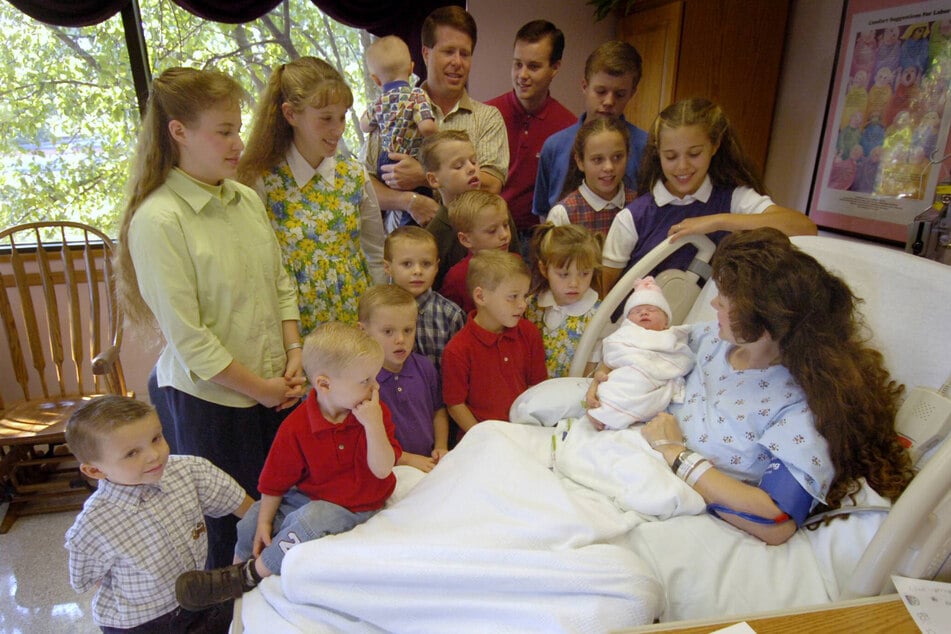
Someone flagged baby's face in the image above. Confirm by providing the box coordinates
[626,304,669,331]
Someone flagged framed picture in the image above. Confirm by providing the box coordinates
[808,0,951,242]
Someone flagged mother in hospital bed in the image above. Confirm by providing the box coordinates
[624,228,914,545]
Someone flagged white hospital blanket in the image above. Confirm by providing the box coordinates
[553,417,706,519]
[245,422,664,633]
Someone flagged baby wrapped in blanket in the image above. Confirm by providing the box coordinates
[586,277,694,430]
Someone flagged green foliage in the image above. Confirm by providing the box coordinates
[0,0,373,237]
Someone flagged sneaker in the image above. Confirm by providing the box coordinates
[176,561,256,611]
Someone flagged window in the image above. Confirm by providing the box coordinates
[0,0,372,236]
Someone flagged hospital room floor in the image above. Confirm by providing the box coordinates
[0,503,98,633]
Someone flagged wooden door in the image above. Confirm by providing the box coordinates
[619,1,684,132]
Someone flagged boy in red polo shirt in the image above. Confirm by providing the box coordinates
[175,323,402,610]
[442,250,548,436]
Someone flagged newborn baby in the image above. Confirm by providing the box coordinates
[585,277,694,430]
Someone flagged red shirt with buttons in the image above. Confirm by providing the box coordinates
[442,312,548,423]
[485,90,577,231]
[257,389,402,512]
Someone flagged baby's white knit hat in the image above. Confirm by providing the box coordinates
[623,276,672,323]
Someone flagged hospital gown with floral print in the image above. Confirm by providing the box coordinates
[669,322,833,502]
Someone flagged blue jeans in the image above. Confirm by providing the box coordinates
[235,489,376,574]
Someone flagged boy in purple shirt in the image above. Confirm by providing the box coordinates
[360,284,450,472]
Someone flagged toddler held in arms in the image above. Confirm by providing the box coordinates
[585,277,694,430]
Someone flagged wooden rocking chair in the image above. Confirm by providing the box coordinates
[0,221,128,533]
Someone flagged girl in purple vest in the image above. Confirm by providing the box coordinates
[524,223,602,378]
[546,117,637,239]
[601,98,816,293]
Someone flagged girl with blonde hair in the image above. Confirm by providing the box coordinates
[115,67,305,567]
[239,56,385,332]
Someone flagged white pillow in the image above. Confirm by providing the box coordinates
[509,377,592,426]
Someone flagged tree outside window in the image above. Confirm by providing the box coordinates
[0,0,374,237]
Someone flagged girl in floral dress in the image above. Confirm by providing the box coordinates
[239,57,385,333]
[525,223,602,377]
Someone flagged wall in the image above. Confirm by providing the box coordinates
[763,0,845,211]
[467,0,617,113]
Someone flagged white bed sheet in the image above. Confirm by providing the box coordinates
[239,418,887,632]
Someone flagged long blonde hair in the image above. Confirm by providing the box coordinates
[115,67,246,328]
[237,57,353,184]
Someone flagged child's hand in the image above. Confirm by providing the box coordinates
[352,385,384,430]
[402,453,437,473]
[431,447,449,463]
[252,522,272,558]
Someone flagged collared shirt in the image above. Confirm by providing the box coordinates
[130,168,299,407]
[65,455,245,628]
[525,289,601,377]
[533,115,648,218]
[442,314,548,422]
[602,177,773,269]
[364,86,509,186]
[415,288,466,372]
[485,90,576,229]
[368,80,435,159]
[257,389,401,512]
[377,352,443,455]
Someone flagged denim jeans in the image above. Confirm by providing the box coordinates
[235,488,376,574]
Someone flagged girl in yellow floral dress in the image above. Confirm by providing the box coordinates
[524,223,603,377]
[239,57,385,333]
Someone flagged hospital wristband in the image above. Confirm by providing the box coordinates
[685,460,713,487]
[675,451,707,481]
[285,342,303,352]
[650,439,686,450]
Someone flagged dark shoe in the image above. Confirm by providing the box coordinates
[176,561,256,611]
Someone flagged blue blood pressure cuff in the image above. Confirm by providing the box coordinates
[707,459,814,526]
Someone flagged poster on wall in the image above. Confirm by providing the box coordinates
[809,0,951,242]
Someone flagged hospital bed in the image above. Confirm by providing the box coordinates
[233,234,951,633]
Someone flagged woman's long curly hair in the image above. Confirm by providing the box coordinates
[711,228,914,508]
[637,97,766,196]
[115,67,246,329]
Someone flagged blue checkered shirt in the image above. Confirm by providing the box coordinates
[415,289,466,372]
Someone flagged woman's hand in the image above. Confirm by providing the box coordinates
[584,371,608,409]
[642,412,687,463]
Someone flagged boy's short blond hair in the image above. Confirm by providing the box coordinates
[466,250,530,296]
[65,395,155,464]
[448,190,508,234]
[366,35,413,83]
[303,322,383,379]
[358,284,418,323]
[384,225,438,262]
[419,129,472,172]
